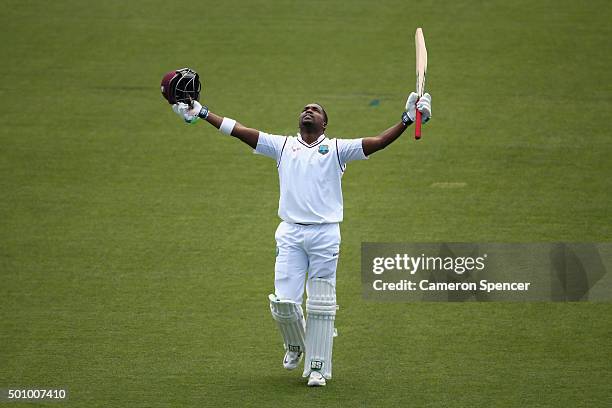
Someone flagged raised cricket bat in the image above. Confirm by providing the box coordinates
[415,28,428,140]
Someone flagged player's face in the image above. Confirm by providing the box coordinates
[299,104,326,129]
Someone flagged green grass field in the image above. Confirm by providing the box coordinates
[1,0,611,406]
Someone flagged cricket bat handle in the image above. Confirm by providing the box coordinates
[415,99,422,140]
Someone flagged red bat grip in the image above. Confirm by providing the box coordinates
[415,98,422,140]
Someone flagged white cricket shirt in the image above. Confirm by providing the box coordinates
[255,132,367,224]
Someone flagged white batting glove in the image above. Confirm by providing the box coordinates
[172,102,199,124]
[405,92,419,122]
[405,92,432,123]
[417,93,432,123]
[187,100,203,117]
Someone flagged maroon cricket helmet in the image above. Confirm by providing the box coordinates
[160,68,201,104]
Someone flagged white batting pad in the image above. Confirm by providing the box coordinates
[269,294,306,354]
[302,278,337,380]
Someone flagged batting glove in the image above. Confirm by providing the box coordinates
[405,92,432,123]
[417,93,432,123]
[172,102,199,124]
[405,92,418,122]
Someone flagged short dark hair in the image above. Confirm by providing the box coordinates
[314,103,328,125]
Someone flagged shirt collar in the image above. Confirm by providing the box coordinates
[297,133,326,146]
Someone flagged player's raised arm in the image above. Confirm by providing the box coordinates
[173,101,260,149]
[361,92,431,156]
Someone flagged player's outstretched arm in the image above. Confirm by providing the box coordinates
[202,110,260,149]
[361,92,432,156]
[173,101,260,149]
[362,122,408,156]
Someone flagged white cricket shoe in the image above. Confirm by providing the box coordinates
[307,371,326,387]
[283,350,303,370]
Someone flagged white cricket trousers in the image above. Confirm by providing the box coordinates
[274,221,341,304]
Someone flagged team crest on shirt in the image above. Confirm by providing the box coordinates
[318,144,329,155]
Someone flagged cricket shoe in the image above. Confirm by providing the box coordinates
[283,350,303,370]
[307,371,326,387]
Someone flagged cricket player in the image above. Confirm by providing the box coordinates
[161,68,432,387]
